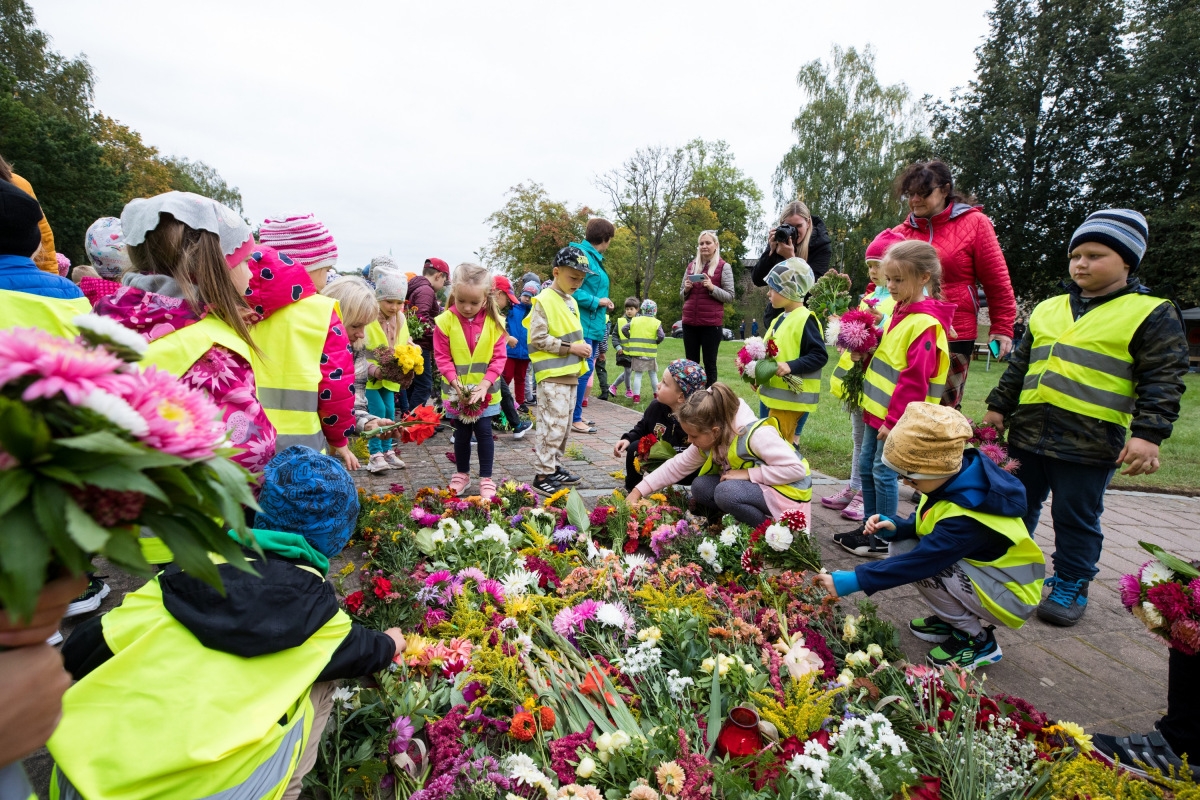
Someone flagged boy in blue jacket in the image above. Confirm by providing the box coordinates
[817,403,1046,669]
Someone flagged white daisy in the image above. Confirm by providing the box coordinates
[73,313,148,355]
[697,539,719,567]
[437,517,461,538]
[331,686,357,709]
[80,389,149,437]
[1140,558,1175,586]
[623,553,652,572]
[501,568,538,597]
[719,526,740,546]
[764,523,794,552]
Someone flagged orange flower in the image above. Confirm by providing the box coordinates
[579,667,606,696]
[537,706,556,730]
[510,711,537,741]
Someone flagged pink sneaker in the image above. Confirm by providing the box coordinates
[448,472,470,495]
[841,494,865,521]
[820,486,857,510]
[608,384,619,396]
[632,394,640,403]
[625,390,634,399]
[479,478,497,500]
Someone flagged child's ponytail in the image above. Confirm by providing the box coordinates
[678,382,741,462]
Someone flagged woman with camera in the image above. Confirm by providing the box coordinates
[752,200,832,329]
[680,229,735,386]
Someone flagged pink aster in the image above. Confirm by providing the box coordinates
[425,569,453,586]
[574,599,600,622]
[1118,572,1143,609]
[1170,619,1200,655]
[478,579,505,605]
[0,328,126,405]
[978,442,1009,467]
[552,606,580,637]
[457,567,487,584]
[108,367,224,459]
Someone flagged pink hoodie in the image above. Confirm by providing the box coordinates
[864,297,956,431]
[634,399,812,521]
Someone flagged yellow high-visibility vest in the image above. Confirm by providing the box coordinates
[615,315,634,350]
[48,568,351,800]
[435,310,503,410]
[860,312,949,421]
[250,295,339,452]
[759,306,822,413]
[364,319,400,393]
[0,289,92,337]
[698,417,813,502]
[831,295,895,400]
[524,289,587,383]
[142,314,254,375]
[1019,293,1167,428]
[623,315,660,359]
[915,496,1046,628]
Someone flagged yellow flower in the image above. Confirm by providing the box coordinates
[648,493,667,503]
[339,562,356,577]
[1052,720,1094,753]
[544,488,570,507]
[655,762,684,794]
[609,471,626,480]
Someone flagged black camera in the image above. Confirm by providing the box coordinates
[773,223,798,244]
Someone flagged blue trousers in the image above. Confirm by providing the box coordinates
[1010,446,1115,582]
[365,388,395,454]
[859,428,898,520]
[572,339,598,423]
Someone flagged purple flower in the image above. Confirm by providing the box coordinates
[463,681,485,704]
[388,716,415,754]
[552,525,579,544]
[1118,572,1142,609]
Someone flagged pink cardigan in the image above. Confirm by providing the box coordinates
[635,400,812,520]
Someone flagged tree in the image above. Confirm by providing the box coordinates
[94,114,175,203]
[482,181,591,275]
[595,145,693,299]
[685,139,764,264]
[931,0,1127,299]
[0,0,94,124]
[164,157,244,214]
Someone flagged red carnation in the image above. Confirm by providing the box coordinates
[344,591,365,614]
[372,576,393,599]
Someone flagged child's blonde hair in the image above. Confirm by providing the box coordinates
[883,240,943,300]
[322,277,377,349]
[677,382,741,466]
[450,262,505,328]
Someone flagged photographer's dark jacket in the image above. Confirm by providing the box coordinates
[752,215,832,328]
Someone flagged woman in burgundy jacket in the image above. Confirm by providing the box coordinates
[679,230,734,386]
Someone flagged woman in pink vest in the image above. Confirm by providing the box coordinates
[680,230,734,386]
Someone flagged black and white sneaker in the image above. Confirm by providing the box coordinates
[530,474,562,495]
[64,575,110,618]
[47,630,63,646]
[834,531,889,559]
[553,466,582,485]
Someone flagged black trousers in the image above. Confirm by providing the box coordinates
[625,446,698,492]
[594,356,609,397]
[1159,648,1200,758]
[682,323,722,387]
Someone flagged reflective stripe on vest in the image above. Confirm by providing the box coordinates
[47,570,349,800]
[915,497,1046,629]
[623,315,659,358]
[250,295,335,452]
[860,312,949,421]
[830,296,893,400]
[1018,293,1166,427]
[759,307,822,412]
[142,315,254,376]
[364,319,400,392]
[0,290,92,337]
[698,418,813,502]
[436,310,503,409]
[525,289,587,382]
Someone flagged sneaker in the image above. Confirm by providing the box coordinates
[518,404,530,416]
[632,394,641,403]
[608,384,619,397]
[479,478,497,501]
[927,627,1002,669]
[64,576,110,618]
[820,486,857,510]
[531,474,561,495]
[1037,575,1089,626]
[841,494,865,521]
[834,531,888,559]
[527,396,537,406]
[553,466,581,485]
[383,452,406,469]
[47,630,63,646]
[448,472,471,495]
[625,390,634,399]
[367,453,390,473]
[1093,730,1200,780]
[512,420,533,440]
[909,615,955,643]
[582,398,588,408]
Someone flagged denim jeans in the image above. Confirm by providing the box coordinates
[1009,446,1115,582]
[858,428,898,519]
[407,348,435,408]
[573,339,598,423]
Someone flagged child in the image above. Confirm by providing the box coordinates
[525,246,594,494]
[823,229,901,521]
[364,270,409,472]
[613,359,707,491]
[505,281,538,413]
[609,296,639,397]
[493,274,532,438]
[816,403,1045,669]
[322,276,399,442]
[258,212,339,289]
[406,257,450,409]
[626,382,813,527]
[759,257,828,441]
[623,298,665,403]
[984,210,1188,626]
[433,263,507,499]
[49,446,406,800]
[835,240,953,559]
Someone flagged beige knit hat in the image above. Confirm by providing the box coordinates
[881,403,973,479]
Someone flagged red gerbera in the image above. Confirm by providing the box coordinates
[766,339,779,357]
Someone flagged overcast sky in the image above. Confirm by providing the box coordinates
[35,0,993,272]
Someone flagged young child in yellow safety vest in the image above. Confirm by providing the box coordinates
[983,209,1188,627]
[608,296,639,398]
[433,262,508,500]
[759,257,828,442]
[364,268,411,472]
[626,382,812,526]
[622,298,665,403]
[49,446,407,800]
[817,403,1046,670]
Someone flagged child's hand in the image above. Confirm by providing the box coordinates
[469,382,490,405]
[614,440,630,458]
[365,418,396,440]
[570,340,593,358]
[332,444,360,471]
[982,410,1006,432]
[506,335,518,348]
[625,488,643,504]
[813,572,837,597]
[386,628,407,656]
[864,514,895,537]
[1118,438,1161,476]
[775,361,792,377]
[720,469,751,482]
[876,425,890,440]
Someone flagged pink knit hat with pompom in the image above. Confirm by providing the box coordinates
[258,212,338,273]
[865,228,906,262]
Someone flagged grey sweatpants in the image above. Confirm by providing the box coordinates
[283,680,336,799]
[691,475,771,527]
[889,537,1004,636]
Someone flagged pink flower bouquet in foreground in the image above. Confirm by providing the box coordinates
[1120,541,1200,654]
[0,320,260,621]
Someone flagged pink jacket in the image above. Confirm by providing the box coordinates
[635,400,812,520]
[864,298,956,431]
[893,203,1016,341]
[432,308,507,387]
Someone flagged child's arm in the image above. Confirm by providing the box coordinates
[319,310,356,449]
[784,315,829,375]
[655,323,665,343]
[315,624,400,681]
[527,301,568,356]
[622,321,632,338]
[1127,303,1190,449]
[984,326,1034,423]
[629,444,708,499]
[743,424,809,487]
[884,328,942,431]
[432,324,458,383]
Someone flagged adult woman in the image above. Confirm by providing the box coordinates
[680,230,734,385]
[752,201,832,329]
[892,160,1016,408]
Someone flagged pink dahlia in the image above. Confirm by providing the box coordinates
[0,328,126,405]
[109,367,224,459]
[1170,619,1200,655]
[552,606,580,637]
[1118,572,1143,610]
[1147,581,1193,623]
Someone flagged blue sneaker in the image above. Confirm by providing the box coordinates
[512,420,533,440]
[1038,575,1089,626]
[927,626,1002,669]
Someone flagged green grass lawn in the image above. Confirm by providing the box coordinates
[599,337,1200,494]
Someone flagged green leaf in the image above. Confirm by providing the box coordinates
[0,401,49,463]
[56,431,148,457]
[706,660,723,757]
[1139,541,1200,579]
[100,526,154,579]
[205,456,260,511]
[565,488,590,535]
[146,513,224,592]
[76,464,169,503]
[64,498,113,551]
[754,359,779,385]
[32,482,90,574]
[0,502,52,622]
[415,528,437,556]
[149,466,201,501]
[0,469,33,518]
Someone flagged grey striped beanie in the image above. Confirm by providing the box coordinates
[1068,209,1149,271]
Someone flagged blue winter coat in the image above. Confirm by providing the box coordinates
[0,254,84,299]
[506,302,531,360]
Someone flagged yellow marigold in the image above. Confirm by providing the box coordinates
[655,762,684,794]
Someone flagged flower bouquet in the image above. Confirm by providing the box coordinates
[444,380,494,424]
[372,341,424,389]
[741,510,822,574]
[632,433,677,475]
[361,405,443,444]
[832,308,882,411]
[1120,541,1200,654]
[968,420,1020,473]
[405,303,431,342]
[0,320,259,620]
[805,270,853,333]
[735,337,807,393]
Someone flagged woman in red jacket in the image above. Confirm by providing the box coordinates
[892,161,1017,409]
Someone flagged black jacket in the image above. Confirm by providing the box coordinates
[985,280,1189,466]
[751,215,833,328]
[63,549,396,682]
[621,399,688,450]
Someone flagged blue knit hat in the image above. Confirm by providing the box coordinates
[256,446,359,558]
[1069,209,1149,271]
[667,359,707,397]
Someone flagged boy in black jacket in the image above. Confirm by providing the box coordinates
[613,359,707,491]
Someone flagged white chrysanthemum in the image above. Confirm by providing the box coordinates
[697,539,719,567]
[623,553,651,572]
[824,317,841,346]
[502,753,547,787]
[596,601,630,629]
[80,389,149,436]
[666,669,694,700]
[764,523,794,552]
[1142,600,1165,627]
[719,526,739,546]
[437,517,461,537]
[501,568,538,597]
[74,313,148,354]
[474,523,509,546]
[1141,558,1175,586]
